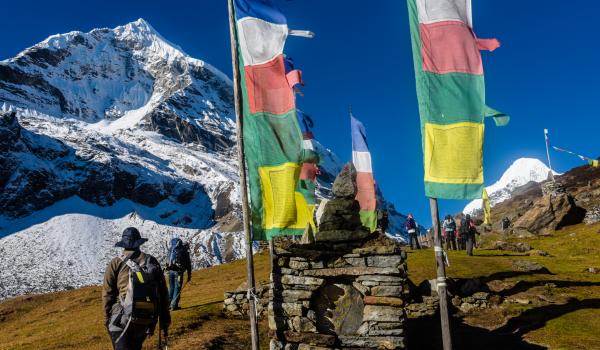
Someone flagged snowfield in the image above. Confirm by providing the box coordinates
[463,158,559,215]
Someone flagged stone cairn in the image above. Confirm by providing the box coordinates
[269,164,408,350]
[223,283,269,319]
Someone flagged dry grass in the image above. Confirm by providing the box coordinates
[0,253,271,350]
[1,224,600,349]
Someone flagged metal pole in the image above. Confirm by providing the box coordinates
[429,197,453,350]
[544,129,555,181]
[227,1,259,348]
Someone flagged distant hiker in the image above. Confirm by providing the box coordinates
[103,227,170,350]
[460,214,479,256]
[502,217,511,231]
[166,237,192,311]
[405,214,421,250]
[377,209,389,233]
[442,215,457,250]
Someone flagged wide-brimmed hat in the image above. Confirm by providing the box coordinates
[115,227,148,250]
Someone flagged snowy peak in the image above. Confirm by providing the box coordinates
[464,158,557,215]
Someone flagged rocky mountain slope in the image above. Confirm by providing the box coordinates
[464,158,556,216]
[0,19,405,299]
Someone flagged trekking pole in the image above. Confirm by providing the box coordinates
[171,280,189,307]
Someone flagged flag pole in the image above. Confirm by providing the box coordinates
[428,197,453,350]
[227,0,259,348]
[544,129,555,181]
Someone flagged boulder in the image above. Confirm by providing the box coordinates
[332,163,357,198]
[512,260,548,273]
[491,241,532,253]
[513,193,586,233]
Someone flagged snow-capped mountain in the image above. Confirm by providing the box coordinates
[463,158,557,215]
[0,19,404,299]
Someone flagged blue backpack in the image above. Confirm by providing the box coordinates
[167,238,187,271]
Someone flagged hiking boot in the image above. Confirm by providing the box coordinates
[171,306,181,311]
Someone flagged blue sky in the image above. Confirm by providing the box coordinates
[1,0,599,226]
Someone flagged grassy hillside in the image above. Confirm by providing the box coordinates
[1,223,600,349]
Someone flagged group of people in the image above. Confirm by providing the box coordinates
[405,213,480,256]
[443,214,479,256]
[102,227,192,350]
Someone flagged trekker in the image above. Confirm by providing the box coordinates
[166,237,192,310]
[103,227,170,350]
[405,214,421,250]
[502,217,511,231]
[442,215,457,250]
[378,209,389,233]
[460,214,479,256]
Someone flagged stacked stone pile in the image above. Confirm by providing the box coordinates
[269,164,409,350]
[223,283,269,319]
[583,206,600,224]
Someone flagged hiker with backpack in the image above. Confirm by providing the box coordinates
[166,237,192,311]
[442,215,457,250]
[102,227,170,350]
[405,213,421,250]
[460,214,480,256]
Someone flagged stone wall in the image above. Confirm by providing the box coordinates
[223,283,269,319]
[269,234,408,350]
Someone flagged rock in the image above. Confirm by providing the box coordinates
[460,303,476,312]
[270,339,284,350]
[338,336,405,349]
[281,275,325,287]
[366,255,404,268]
[315,228,370,242]
[583,206,600,224]
[331,163,357,198]
[357,275,405,284]
[313,284,364,335]
[528,249,551,257]
[514,193,586,233]
[280,290,313,302]
[270,302,303,317]
[289,260,310,270]
[512,260,548,273]
[303,267,399,277]
[344,256,366,266]
[472,292,490,301]
[491,241,532,252]
[363,296,404,307]
[318,200,364,232]
[542,181,566,196]
[363,305,404,322]
[292,316,317,333]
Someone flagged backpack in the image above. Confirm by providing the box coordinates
[167,238,188,271]
[460,218,470,234]
[118,255,161,334]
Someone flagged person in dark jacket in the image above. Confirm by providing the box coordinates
[405,214,421,249]
[460,214,479,256]
[442,215,457,250]
[103,227,170,350]
[166,237,192,310]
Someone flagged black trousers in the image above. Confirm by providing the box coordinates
[466,235,476,256]
[409,232,421,250]
[109,324,148,350]
[445,235,457,250]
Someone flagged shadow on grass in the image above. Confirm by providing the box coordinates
[407,311,546,350]
[408,298,600,349]
[495,298,600,336]
[499,280,600,297]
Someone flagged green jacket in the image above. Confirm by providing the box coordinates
[102,250,171,327]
